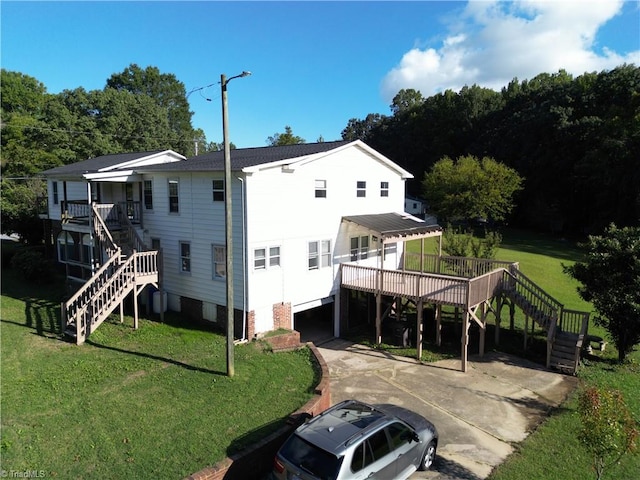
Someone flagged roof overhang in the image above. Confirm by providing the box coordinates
[342,212,442,244]
[83,171,141,182]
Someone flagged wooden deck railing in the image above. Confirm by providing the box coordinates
[404,252,518,278]
[341,264,477,307]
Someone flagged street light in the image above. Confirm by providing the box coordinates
[221,71,251,377]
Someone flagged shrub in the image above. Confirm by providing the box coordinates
[10,248,54,284]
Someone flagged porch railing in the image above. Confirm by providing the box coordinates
[61,200,91,222]
[63,201,142,228]
[404,252,518,277]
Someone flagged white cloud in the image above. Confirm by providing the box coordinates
[381,0,640,100]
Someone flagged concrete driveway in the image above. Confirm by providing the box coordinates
[317,339,578,480]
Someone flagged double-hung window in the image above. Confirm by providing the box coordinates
[212,179,224,202]
[380,181,389,197]
[143,180,153,210]
[315,179,327,198]
[350,236,369,261]
[356,181,366,197]
[180,242,191,273]
[168,179,179,213]
[254,246,281,270]
[308,240,331,270]
[52,182,59,205]
[269,246,281,267]
[213,245,226,279]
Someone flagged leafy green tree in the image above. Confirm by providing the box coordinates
[564,224,640,362]
[266,125,305,146]
[578,386,638,480]
[422,155,523,224]
[390,89,423,115]
[106,64,195,155]
[341,113,386,142]
[1,69,47,115]
[0,178,47,244]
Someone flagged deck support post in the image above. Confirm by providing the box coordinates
[479,303,486,357]
[133,289,139,330]
[375,292,382,344]
[495,296,502,345]
[119,300,124,323]
[524,314,529,350]
[416,299,423,361]
[509,301,516,330]
[435,304,442,346]
[461,311,469,372]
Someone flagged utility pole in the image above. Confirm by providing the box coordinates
[220,71,251,377]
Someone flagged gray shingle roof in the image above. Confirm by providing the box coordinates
[41,151,166,176]
[137,140,351,172]
[41,142,352,177]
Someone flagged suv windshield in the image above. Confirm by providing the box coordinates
[279,433,343,480]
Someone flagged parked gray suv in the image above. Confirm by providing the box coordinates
[273,399,438,480]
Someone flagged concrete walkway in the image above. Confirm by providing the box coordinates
[318,339,578,480]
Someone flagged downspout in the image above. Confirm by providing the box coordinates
[238,176,248,341]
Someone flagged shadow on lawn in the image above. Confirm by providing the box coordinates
[500,228,586,263]
[85,339,227,376]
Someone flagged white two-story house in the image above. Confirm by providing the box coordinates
[42,140,442,344]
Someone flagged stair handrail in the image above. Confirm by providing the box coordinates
[503,269,564,329]
[62,249,122,333]
[63,250,159,343]
[116,204,147,252]
[71,254,137,341]
[92,203,118,258]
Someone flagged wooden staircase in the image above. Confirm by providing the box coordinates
[62,204,160,344]
[502,269,589,374]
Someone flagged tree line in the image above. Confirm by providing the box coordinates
[2,64,638,240]
[343,65,640,236]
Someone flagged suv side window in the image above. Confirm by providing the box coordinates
[369,429,392,461]
[350,439,375,472]
[387,422,413,450]
[350,429,392,473]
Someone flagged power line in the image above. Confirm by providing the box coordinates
[3,123,212,143]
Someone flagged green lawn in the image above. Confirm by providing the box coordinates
[0,268,318,479]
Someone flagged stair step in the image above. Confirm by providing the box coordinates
[553,343,577,354]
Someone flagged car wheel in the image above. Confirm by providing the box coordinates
[419,441,436,471]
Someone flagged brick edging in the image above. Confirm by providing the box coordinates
[184,342,331,480]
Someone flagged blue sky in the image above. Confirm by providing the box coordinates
[2,1,639,149]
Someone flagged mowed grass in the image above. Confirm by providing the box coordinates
[0,268,318,479]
